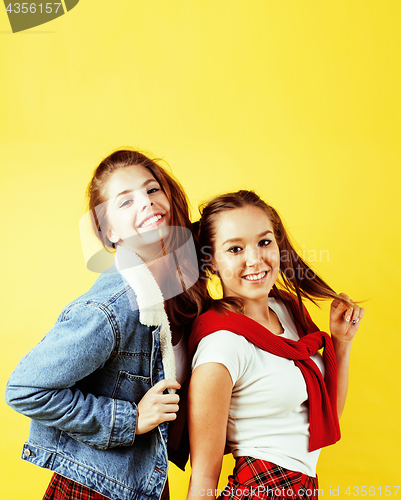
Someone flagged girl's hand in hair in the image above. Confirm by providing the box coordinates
[329,293,364,343]
[136,379,181,435]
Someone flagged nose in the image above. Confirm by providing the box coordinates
[245,247,262,267]
[137,190,154,211]
[141,201,154,211]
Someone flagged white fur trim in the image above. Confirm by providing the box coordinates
[115,246,176,389]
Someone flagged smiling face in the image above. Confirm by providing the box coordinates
[104,164,170,245]
[211,206,280,306]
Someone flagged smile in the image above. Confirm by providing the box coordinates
[241,271,268,282]
[138,214,165,228]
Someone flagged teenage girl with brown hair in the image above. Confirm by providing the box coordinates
[6,149,205,500]
[187,190,364,500]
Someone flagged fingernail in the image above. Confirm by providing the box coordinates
[346,315,351,322]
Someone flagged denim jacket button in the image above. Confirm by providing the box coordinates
[23,449,31,457]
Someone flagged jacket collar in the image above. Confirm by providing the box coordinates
[115,245,176,386]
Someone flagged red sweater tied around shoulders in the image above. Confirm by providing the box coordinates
[188,290,340,452]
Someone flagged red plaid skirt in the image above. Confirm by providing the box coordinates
[217,457,319,500]
[43,473,170,500]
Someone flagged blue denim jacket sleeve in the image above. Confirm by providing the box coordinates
[5,303,138,450]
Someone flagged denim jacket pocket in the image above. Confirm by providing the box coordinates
[112,371,151,404]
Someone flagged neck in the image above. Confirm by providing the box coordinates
[146,257,170,290]
[238,296,284,336]
[242,297,271,323]
[120,240,165,263]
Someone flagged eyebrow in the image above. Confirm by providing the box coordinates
[115,179,158,200]
[222,230,273,246]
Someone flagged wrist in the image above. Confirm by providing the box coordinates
[332,336,353,358]
[332,335,353,345]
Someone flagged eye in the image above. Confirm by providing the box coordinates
[119,199,133,208]
[147,186,160,195]
[227,246,243,254]
[259,239,272,247]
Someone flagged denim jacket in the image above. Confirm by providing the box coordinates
[5,270,177,500]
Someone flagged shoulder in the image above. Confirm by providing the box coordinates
[60,271,138,325]
[192,308,243,334]
[197,330,248,349]
[70,271,131,305]
[193,330,250,368]
[192,330,251,386]
[190,308,241,356]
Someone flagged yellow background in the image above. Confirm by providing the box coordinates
[1,1,400,498]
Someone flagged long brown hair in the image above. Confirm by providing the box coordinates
[86,149,207,328]
[197,190,347,328]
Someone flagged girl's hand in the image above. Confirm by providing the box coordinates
[330,293,365,343]
[136,379,181,435]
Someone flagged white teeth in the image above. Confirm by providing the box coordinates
[243,271,267,281]
[141,214,163,228]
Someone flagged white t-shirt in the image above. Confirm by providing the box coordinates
[191,298,325,477]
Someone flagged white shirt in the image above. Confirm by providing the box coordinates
[192,298,324,477]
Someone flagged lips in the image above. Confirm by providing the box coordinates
[241,271,268,281]
[138,213,165,229]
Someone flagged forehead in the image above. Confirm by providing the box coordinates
[105,164,157,201]
[214,206,274,243]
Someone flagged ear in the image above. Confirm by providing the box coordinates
[106,227,120,244]
[210,257,219,275]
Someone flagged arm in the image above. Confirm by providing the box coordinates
[187,363,232,500]
[329,293,365,418]
[5,303,179,448]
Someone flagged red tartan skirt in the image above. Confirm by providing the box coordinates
[217,457,319,500]
[43,473,170,500]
